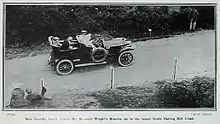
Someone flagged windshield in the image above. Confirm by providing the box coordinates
[92,33,113,41]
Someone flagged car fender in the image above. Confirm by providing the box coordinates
[119,45,135,53]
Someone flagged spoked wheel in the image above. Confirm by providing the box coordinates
[56,59,74,75]
[118,51,134,67]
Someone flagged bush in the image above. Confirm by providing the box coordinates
[171,6,215,31]
[90,85,158,108]
[156,76,214,108]
[6,6,214,48]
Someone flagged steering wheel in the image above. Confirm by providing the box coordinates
[92,38,104,47]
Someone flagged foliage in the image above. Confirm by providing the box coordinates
[156,76,214,108]
[90,76,214,108]
[6,5,214,47]
[7,76,214,109]
[170,6,215,31]
[90,85,158,108]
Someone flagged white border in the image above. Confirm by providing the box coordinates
[0,0,219,123]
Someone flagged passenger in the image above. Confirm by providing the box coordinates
[48,36,61,47]
[53,37,62,47]
[57,36,77,50]
[78,30,96,51]
[40,78,47,96]
[67,36,74,42]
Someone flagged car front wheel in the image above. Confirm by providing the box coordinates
[56,59,74,75]
[117,51,134,67]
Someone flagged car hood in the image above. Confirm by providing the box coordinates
[103,38,130,47]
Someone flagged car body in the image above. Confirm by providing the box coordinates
[48,35,135,75]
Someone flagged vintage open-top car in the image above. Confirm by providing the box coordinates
[48,33,135,75]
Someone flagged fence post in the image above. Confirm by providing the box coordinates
[173,58,178,80]
[110,66,114,89]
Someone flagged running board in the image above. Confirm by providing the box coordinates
[75,62,107,67]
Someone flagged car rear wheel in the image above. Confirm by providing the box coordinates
[118,51,134,67]
[56,59,74,75]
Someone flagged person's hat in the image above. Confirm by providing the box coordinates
[67,36,73,41]
[54,37,59,40]
[81,30,87,33]
[12,83,23,90]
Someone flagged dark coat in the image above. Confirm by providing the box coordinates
[26,92,44,105]
[188,8,199,21]
[60,40,70,50]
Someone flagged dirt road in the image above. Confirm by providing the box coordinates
[4,30,215,105]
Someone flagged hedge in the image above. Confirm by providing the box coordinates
[6,5,214,47]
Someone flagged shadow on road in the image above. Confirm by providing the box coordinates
[46,62,124,76]
[75,63,109,73]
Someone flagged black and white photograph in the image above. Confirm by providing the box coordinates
[3,4,216,110]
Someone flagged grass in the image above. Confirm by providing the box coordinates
[12,76,214,109]
[89,85,159,108]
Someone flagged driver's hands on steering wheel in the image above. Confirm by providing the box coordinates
[93,38,104,47]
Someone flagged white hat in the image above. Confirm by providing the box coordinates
[81,30,87,33]
[54,37,59,40]
[67,36,73,41]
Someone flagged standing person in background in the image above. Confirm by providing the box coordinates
[188,7,199,31]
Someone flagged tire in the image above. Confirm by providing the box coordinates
[118,51,134,67]
[91,47,108,63]
[56,59,74,75]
